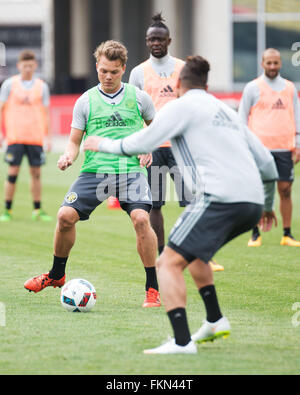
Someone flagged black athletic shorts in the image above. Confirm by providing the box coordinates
[62,172,152,220]
[168,195,263,263]
[147,147,192,209]
[5,144,45,167]
[270,151,294,182]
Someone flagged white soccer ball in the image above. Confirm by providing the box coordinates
[60,279,97,312]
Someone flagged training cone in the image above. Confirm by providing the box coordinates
[107,196,121,210]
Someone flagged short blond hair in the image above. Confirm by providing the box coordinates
[93,40,128,66]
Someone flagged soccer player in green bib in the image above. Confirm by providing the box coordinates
[24,41,161,308]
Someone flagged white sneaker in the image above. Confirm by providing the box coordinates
[144,338,197,354]
[191,316,230,344]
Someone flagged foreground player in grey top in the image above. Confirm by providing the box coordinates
[84,56,278,354]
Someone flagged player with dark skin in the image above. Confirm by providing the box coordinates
[146,26,171,59]
[135,16,223,271]
[144,24,172,251]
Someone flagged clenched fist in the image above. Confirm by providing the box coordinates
[57,154,73,170]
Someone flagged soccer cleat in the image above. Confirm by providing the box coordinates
[191,316,231,344]
[0,210,12,222]
[247,235,262,247]
[142,287,161,307]
[144,338,197,355]
[24,272,65,293]
[209,260,224,272]
[280,235,300,247]
[32,209,52,222]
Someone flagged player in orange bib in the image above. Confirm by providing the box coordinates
[129,13,224,271]
[0,50,52,222]
[239,48,300,246]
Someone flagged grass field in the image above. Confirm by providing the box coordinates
[0,152,300,375]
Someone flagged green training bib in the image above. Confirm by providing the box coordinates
[81,83,146,175]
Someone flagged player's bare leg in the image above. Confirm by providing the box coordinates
[149,247,229,351]
[130,209,157,268]
[30,166,52,221]
[24,206,79,293]
[149,208,165,254]
[0,165,20,222]
[54,206,79,257]
[30,166,41,202]
[188,258,214,290]
[188,258,230,343]
[144,246,196,354]
[130,209,160,307]
[156,246,188,310]
[278,181,292,229]
[278,181,300,246]
[5,165,20,201]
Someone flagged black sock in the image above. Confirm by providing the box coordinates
[49,256,68,280]
[199,285,222,323]
[252,226,260,238]
[158,245,164,255]
[284,227,291,237]
[145,267,158,291]
[167,307,191,346]
[34,201,41,210]
[5,200,12,210]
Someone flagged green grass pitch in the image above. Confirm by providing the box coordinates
[0,152,300,375]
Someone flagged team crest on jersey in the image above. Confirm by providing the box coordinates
[5,153,14,163]
[65,192,78,204]
[125,99,136,110]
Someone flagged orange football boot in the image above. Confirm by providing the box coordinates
[280,235,300,247]
[24,272,65,293]
[142,287,161,307]
[209,260,224,272]
[247,235,262,247]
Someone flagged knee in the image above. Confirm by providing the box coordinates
[279,184,292,199]
[156,256,164,273]
[57,208,78,231]
[7,175,18,184]
[31,170,41,181]
[7,166,20,183]
[131,211,150,234]
[156,253,183,275]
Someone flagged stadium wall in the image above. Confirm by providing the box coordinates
[48,93,243,136]
[48,91,300,136]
